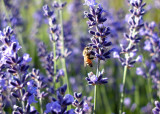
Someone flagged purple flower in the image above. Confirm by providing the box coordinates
[88,72,98,83]
[23,53,32,63]
[129,52,136,58]
[63,94,74,105]
[2,42,21,58]
[43,5,54,17]
[83,0,97,6]
[124,98,131,107]
[73,92,92,114]
[27,81,37,94]
[152,101,160,114]
[113,51,120,58]
[129,0,141,4]
[45,101,61,113]
[28,94,38,104]
[26,80,38,104]
[143,40,152,51]
[136,55,143,62]
[30,106,37,113]
[86,70,108,85]
[136,67,144,76]
[0,78,7,90]
[83,102,89,112]
[115,0,146,67]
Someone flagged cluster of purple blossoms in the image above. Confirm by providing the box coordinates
[42,4,66,84]
[152,101,160,114]
[114,0,146,68]
[43,4,60,43]
[2,0,23,28]
[72,92,91,113]
[85,69,108,85]
[84,3,112,61]
[28,69,48,101]
[0,26,40,113]
[45,84,74,114]
[140,22,160,62]
[36,40,55,82]
[136,21,160,97]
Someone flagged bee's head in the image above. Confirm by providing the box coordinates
[85,46,92,50]
[85,47,90,50]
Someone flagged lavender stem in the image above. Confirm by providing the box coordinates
[94,59,100,114]
[58,0,70,95]
[119,65,127,114]
[39,97,43,113]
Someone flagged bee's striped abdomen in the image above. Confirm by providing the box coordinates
[84,57,93,67]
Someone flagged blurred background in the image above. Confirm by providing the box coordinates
[0,0,160,113]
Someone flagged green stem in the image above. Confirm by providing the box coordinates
[51,33,56,88]
[94,84,97,114]
[58,0,70,94]
[94,59,100,114]
[39,97,43,113]
[19,89,25,112]
[119,66,127,114]
[53,41,57,75]
[147,76,153,104]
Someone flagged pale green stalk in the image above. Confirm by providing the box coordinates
[53,41,57,76]
[119,40,132,114]
[94,59,100,114]
[119,65,127,114]
[58,0,70,95]
[39,97,43,113]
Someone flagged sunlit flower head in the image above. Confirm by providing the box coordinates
[84,0,97,6]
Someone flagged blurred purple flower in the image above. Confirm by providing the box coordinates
[152,101,160,114]
[86,70,108,85]
[124,97,131,107]
[88,72,98,84]
[83,102,90,112]
[63,94,74,105]
[45,101,61,113]
[113,51,120,58]
[27,81,37,94]
[83,0,97,6]
[136,67,144,76]
[28,94,38,104]
[23,54,32,63]
[143,40,152,51]
[136,55,143,62]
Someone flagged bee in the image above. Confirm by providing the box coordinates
[83,46,95,67]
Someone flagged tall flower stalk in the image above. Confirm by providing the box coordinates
[113,0,146,113]
[58,0,70,94]
[83,1,113,113]
[94,59,100,113]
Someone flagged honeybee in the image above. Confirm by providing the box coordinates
[83,46,95,67]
